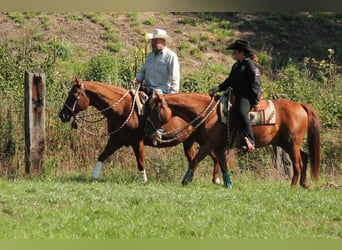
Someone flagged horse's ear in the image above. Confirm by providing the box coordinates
[73,76,81,86]
[154,91,163,100]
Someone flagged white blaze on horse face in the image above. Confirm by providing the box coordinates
[93,161,102,179]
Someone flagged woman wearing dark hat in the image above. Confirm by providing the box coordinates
[209,39,262,151]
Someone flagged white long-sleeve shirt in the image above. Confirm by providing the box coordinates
[136,47,180,94]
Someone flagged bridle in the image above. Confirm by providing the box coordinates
[64,87,82,115]
[145,96,219,144]
[63,82,140,137]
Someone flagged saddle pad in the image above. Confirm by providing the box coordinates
[249,100,276,125]
[219,96,276,126]
[130,89,146,116]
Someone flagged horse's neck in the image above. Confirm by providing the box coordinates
[165,94,211,121]
[84,82,130,115]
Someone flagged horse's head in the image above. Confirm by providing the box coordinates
[144,91,172,136]
[59,77,90,124]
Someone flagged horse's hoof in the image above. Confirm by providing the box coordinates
[213,178,221,185]
[301,183,310,189]
[225,183,233,189]
[182,179,189,186]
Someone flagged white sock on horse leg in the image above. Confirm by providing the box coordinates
[140,170,147,184]
[93,161,102,179]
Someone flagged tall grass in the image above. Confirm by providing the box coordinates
[0,176,340,239]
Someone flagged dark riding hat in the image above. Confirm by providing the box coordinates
[227,39,255,53]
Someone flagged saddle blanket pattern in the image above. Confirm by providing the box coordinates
[219,96,276,126]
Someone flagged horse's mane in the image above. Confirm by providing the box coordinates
[83,81,126,93]
[164,92,213,109]
[161,92,214,120]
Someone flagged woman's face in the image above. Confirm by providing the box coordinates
[232,50,245,61]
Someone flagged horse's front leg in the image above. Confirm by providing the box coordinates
[209,151,221,185]
[182,139,196,182]
[93,136,122,179]
[182,143,212,186]
[132,139,147,185]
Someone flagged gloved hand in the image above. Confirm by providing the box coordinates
[209,87,220,97]
[253,104,260,111]
[133,77,140,84]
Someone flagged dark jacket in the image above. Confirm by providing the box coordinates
[218,57,262,106]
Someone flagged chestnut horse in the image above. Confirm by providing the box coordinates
[145,92,321,189]
[59,78,221,184]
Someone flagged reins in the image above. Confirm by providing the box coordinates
[71,83,140,137]
[226,87,233,148]
[147,96,220,144]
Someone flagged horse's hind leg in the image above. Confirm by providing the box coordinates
[288,145,303,188]
[300,150,310,188]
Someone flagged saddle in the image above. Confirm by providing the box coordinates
[219,96,276,126]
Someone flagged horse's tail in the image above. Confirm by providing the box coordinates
[301,103,321,181]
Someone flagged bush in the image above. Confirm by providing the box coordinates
[263,54,342,128]
[85,51,116,82]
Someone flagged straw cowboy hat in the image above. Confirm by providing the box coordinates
[146,29,171,41]
[227,39,255,53]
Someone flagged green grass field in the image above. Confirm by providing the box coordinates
[0,174,340,239]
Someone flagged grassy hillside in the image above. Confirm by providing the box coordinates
[1,12,341,70]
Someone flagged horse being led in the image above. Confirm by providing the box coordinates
[59,77,221,184]
[145,91,321,189]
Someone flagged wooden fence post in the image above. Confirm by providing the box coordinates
[24,69,46,175]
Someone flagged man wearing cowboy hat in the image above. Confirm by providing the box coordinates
[133,28,180,94]
[209,39,262,152]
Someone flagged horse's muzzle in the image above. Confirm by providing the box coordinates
[59,111,71,123]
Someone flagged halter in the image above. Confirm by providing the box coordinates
[145,96,219,144]
[63,84,84,115]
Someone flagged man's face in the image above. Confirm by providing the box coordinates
[151,38,166,52]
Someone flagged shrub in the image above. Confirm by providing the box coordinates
[143,17,155,25]
[49,38,73,61]
[106,42,121,53]
[85,51,116,82]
